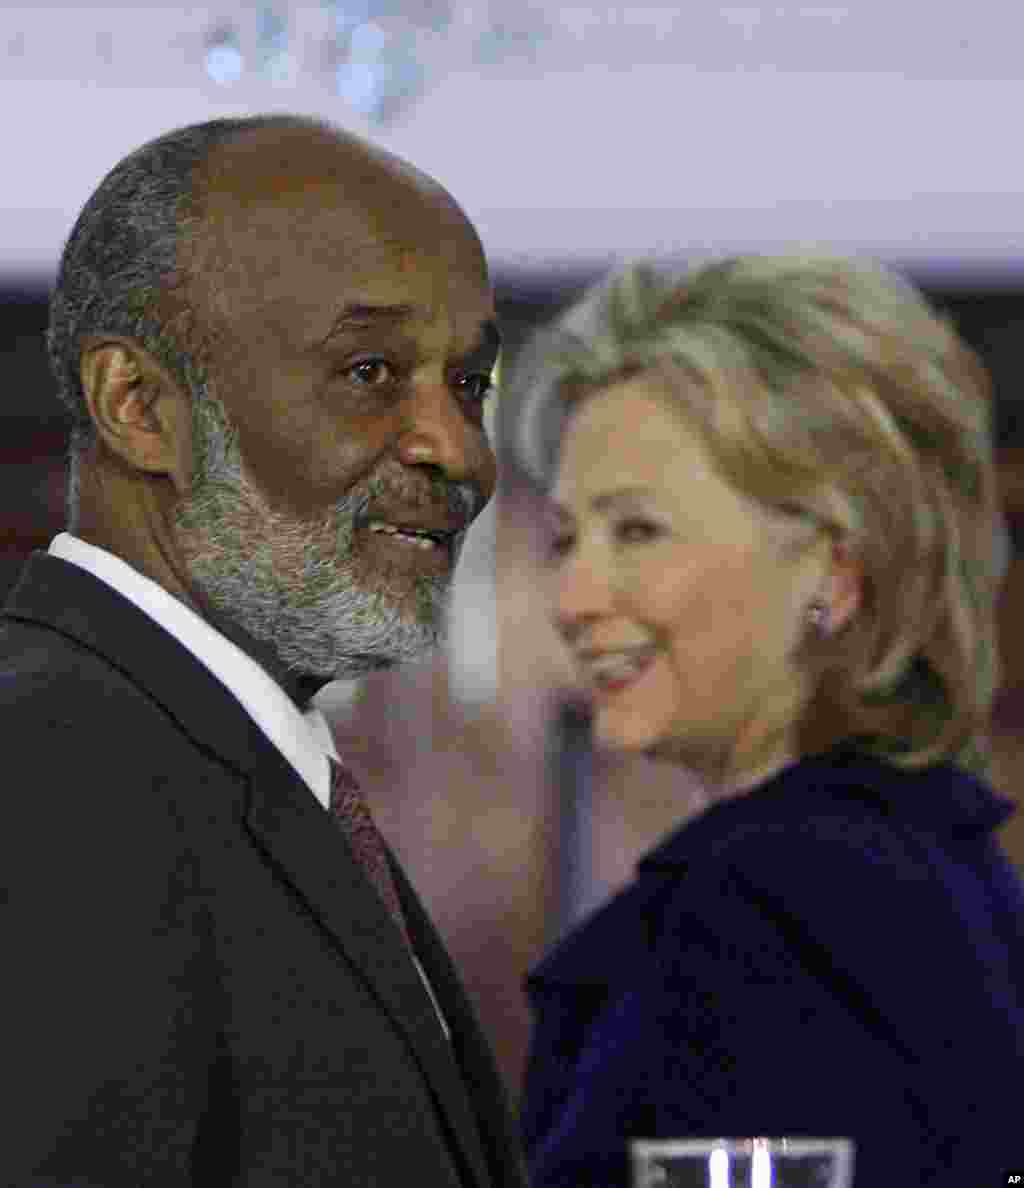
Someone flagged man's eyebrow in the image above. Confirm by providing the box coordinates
[318,304,503,357]
[547,486,656,518]
[319,303,418,343]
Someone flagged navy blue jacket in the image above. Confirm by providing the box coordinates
[522,746,1024,1186]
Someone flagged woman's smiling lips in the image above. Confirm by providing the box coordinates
[579,647,659,696]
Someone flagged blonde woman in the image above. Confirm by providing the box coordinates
[510,257,1024,1187]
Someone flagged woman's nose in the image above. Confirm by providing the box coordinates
[551,548,616,637]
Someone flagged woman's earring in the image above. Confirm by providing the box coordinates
[807,599,831,638]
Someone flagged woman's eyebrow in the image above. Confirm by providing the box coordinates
[547,487,657,518]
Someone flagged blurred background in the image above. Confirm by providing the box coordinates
[5,0,1024,1106]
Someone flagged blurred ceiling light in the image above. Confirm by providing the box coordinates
[197,0,549,125]
[204,26,244,86]
[257,5,296,85]
[334,17,428,123]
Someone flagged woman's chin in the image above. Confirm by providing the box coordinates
[591,710,666,755]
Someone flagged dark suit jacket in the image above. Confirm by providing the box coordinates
[522,744,1024,1187]
[1,553,527,1188]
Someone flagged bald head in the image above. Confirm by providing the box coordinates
[201,121,454,213]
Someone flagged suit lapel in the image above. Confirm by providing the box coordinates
[245,751,496,1188]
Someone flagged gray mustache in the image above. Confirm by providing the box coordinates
[349,481,484,528]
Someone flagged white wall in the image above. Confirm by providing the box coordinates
[4,2,1024,282]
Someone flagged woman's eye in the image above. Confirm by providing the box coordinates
[547,533,575,560]
[348,359,396,387]
[616,519,660,543]
[545,520,656,559]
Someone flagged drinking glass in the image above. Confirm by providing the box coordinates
[631,1137,855,1188]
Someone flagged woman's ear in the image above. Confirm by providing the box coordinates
[825,539,863,634]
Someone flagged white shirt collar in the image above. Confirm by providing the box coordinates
[48,532,340,808]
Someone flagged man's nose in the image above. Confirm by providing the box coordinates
[396,378,495,492]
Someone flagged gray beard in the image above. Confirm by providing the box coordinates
[172,388,475,681]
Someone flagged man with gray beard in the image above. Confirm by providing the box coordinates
[0,115,524,1188]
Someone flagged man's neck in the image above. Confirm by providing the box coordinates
[197,604,332,708]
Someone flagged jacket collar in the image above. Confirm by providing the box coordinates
[636,744,1015,877]
[4,552,268,774]
[46,532,336,805]
[527,744,1015,994]
[4,552,498,1188]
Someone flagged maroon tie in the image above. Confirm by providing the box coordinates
[328,758,413,952]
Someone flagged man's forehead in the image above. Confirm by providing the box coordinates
[201,124,450,227]
[189,123,490,330]
[200,151,481,278]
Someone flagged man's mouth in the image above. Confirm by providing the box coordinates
[363,519,455,567]
[368,521,451,549]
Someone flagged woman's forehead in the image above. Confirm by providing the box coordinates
[553,377,802,547]
[556,381,714,488]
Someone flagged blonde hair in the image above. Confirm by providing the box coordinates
[510,256,1004,780]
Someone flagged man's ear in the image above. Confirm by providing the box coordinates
[79,335,193,495]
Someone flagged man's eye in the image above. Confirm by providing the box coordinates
[454,371,494,402]
[348,359,396,387]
